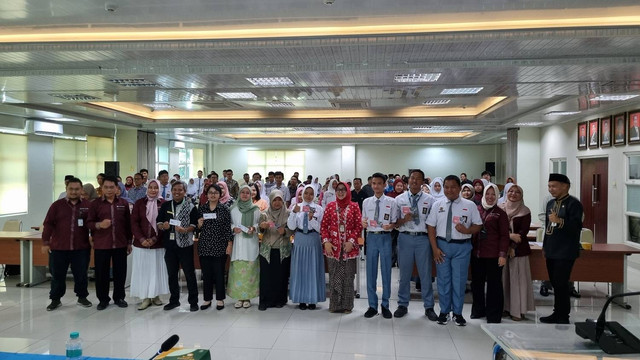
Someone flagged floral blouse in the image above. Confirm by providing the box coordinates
[320,201,362,260]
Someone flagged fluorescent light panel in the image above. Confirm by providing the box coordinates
[45,117,79,122]
[440,87,483,95]
[592,94,639,101]
[267,102,295,108]
[515,122,543,126]
[246,77,294,86]
[423,99,451,105]
[394,73,441,83]
[544,111,581,116]
[216,92,257,100]
[144,103,176,110]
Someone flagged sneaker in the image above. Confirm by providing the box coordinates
[425,308,438,321]
[47,299,61,311]
[381,306,392,319]
[138,298,152,310]
[394,306,408,318]
[152,296,163,306]
[437,313,449,325]
[364,307,378,318]
[77,297,92,307]
[453,314,466,326]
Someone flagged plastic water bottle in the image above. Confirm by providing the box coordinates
[66,331,83,359]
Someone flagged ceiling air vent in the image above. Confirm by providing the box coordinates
[329,100,370,109]
[49,93,101,101]
[109,78,162,87]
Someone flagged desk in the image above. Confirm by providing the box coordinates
[0,352,134,360]
[482,323,640,359]
[0,231,48,287]
[528,243,640,308]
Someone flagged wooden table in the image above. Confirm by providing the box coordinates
[528,242,640,308]
[0,231,48,287]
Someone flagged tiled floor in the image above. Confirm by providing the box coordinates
[1,261,640,359]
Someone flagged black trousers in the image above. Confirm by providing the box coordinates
[49,249,90,300]
[259,249,291,308]
[94,248,127,303]
[546,258,575,319]
[471,256,504,323]
[200,255,227,302]
[165,244,198,306]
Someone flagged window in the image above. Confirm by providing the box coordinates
[53,136,114,200]
[155,139,169,175]
[247,150,305,179]
[549,158,567,175]
[626,153,640,244]
[0,134,28,215]
[178,147,205,180]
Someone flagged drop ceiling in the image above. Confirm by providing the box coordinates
[2,0,640,145]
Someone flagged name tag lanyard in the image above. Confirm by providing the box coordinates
[337,205,349,260]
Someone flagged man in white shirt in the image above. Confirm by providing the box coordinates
[393,169,438,321]
[158,170,172,201]
[194,170,205,196]
[362,173,396,319]
[272,171,291,206]
[427,175,483,326]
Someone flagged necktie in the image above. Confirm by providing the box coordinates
[445,202,453,241]
[303,209,309,233]
[374,199,380,223]
[162,185,166,199]
[411,194,420,225]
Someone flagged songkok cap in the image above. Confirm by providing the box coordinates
[548,173,570,184]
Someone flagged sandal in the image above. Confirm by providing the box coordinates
[242,300,251,308]
[234,300,243,309]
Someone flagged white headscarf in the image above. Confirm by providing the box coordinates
[301,184,317,206]
[481,183,500,210]
[430,177,445,199]
[498,182,513,205]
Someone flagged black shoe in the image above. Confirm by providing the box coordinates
[394,306,408,318]
[114,299,128,308]
[540,285,549,297]
[570,289,582,298]
[298,303,308,310]
[539,313,558,324]
[97,302,109,311]
[258,304,267,311]
[47,299,61,311]
[216,301,225,310]
[470,313,485,319]
[453,314,466,326]
[200,302,212,310]
[425,308,438,321]
[437,313,449,325]
[77,297,92,307]
[308,304,316,310]
[415,282,421,291]
[364,307,378,318]
[163,302,180,311]
[275,302,286,308]
[381,306,392,319]
[190,304,198,312]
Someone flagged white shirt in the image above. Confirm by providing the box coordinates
[159,183,172,201]
[395,191,435,232]
[194,177,205,195]
[230,206,261,261]
[287,202,324,233]
[362,194,397,232]
[426,196,482,240]
[272,184,291,202]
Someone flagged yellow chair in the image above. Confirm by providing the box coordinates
[2,219,22,232]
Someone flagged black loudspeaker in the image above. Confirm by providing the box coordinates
[485,162,495,177]
[105,161,120,177]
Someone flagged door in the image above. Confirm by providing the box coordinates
[580,158,608,243]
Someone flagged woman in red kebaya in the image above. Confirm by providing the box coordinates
[320,181,363,313]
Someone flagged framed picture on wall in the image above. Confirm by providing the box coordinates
[588,119,599,148]
[629,110,640,144]
[600,116,612,147]
[614,112,626,146]
[577,121,588,150]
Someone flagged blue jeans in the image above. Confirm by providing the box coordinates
[366,232,392,309]
[397,233,434,308]
[435,239,472,315]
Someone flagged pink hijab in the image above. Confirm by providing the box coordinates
[218,181,231,203]
[146,179,162,232]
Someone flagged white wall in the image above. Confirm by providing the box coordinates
[517,128,542,212]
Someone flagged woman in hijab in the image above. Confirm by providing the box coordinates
[498,182,514,205]
[287,184,326,310]
[320,178,339,208]
[472,179,484,206]
[196,183,232,310]
[471,183,510,323]
[387,178,405,198]
[228,185,261,309]
[461,183,475,201]
[258,190,293,310]
[218,181,235,207]
[288,186,304,211]
[498,184,535,321]
[430,177,445,199]
[130,179,169,310]
[320,182,362,313]
[198,179,211,205]
[116,181,134,204]
[186,178,198,199]
[124,176,134,191]
[251,183,269,211]
[82,183,98,201]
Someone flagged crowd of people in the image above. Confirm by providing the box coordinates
[41,166,582,325]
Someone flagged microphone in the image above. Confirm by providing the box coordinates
[575,291,640,354]
[149,334,179,360]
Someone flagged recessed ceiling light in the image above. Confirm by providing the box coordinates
[394,73,441,83]
[500,137,508,140]
[423,99,451,105]
[384,130,402,133]
[267,102,295,108]
[144,103,176,110]
[412,126,433,130]
[591,94,639,101]
[544,111,581,116]
[246,77,294,86]
[45,117,78,122]
[109,78,161,87]
[440,87,483,95]
[216,92,257,100]
[515,122,543,126]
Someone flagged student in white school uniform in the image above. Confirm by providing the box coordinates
[362,172,397,319]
